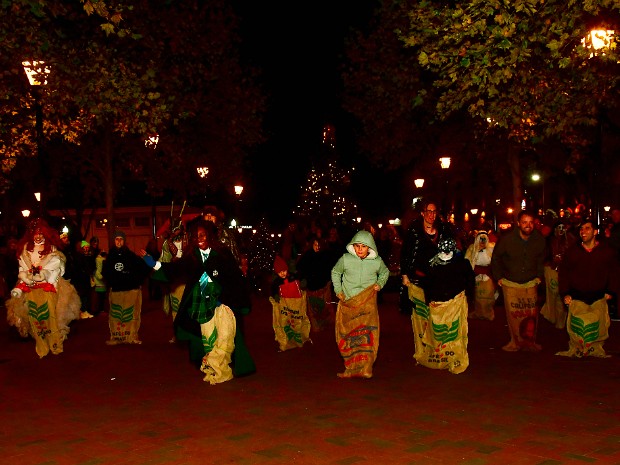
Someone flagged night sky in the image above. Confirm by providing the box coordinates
[232,1,402,227]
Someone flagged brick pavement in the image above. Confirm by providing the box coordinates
[2,290,620,465]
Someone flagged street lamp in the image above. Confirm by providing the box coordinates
[23,61,49,214]
[414,178,425,188]
[530,172,545,213]
[439,157,451,214]
[21,209,31,218]
[234,185,244,196]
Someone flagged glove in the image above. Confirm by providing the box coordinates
[11,288,23,298]
[142,254,157,268]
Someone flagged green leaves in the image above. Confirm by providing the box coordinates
[110,303,134,323]
[27,300,50,322]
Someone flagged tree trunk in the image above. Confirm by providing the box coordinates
[507,144,523,222]
[103,126,116,250]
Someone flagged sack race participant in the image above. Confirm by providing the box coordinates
[556,298,610,358]
[296,236,335,332]
[500,279,541,352]
[141,218,255,382]
[103,230,151,345]
[6,218,81,358]
[331,230,389,379]
[557,219,619,358]
[414,238,474,374]
[159,221,188,342]
[270,289,311,352]
[465,231,496,320]
[541,222,576,328]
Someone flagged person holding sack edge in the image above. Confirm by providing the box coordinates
[331,229,389,379]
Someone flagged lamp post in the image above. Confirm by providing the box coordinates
[22,61,49,215]
[439,157,451,215]
[530,172,545,214]
[234,184,244,226]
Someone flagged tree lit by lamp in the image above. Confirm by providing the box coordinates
[582,29,615,58]
[145,134,159,148]
[196,166,209,178]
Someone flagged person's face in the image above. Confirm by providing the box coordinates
[579,222,597,244]
[423,205,438,225]
[82,245,90,254]
[353,243,369,259]
[114,237,125,249]
[33,229,45,245]
[61,236,69,245]
[518,215,535,237]
[277,270,287,279]
[478,235,488,249]
[312,240,320,253]
[90,239,98,248]
[196,227,210,250]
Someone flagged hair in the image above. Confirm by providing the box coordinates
[421,199,438,212]
[580,218,598,230]
[517,210,536,222]
[187,217,219,249]
[17,218,60,259]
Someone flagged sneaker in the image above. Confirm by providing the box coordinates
[80,311,94,319]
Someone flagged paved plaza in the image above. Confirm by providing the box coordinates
[3,290,620,464]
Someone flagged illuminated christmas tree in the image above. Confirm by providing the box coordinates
[293,124,358,223]
[246,217,277,293]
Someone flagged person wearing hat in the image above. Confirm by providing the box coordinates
[270,255,300,301]
[102,230,151,345]
[72,239,96,318]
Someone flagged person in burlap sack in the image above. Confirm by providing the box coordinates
[296,235,335,332]
[269,255,311,351]
[541,221,577,329]
[416,238,475,374]
[159,223,188,343]
[141,219,255,381]
[331,230,389,379]
[6,218,80,358]
[102,230,151,345]
[465,230,497,320]
[557,219,620,358]
[491,210,546,352]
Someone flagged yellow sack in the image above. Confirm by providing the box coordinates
[540,266,566,329]
[415,291,469,374]
[107,289,142,345]
[501,279,541,352]
[408,283,430,361]
[24,288,63,358]
[469,277,496,320]
[335,286,379,378]
[556,298,610,358]
[200,304,237,384]
[270,290,312,351]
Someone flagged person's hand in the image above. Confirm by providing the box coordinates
[373,284,380,292]
[32,274,45,283]
[402,275,410,286]
[142,254,156,268]
[605,293,612,301]
[138,249,147,257]
[497,278,503,287]
[563,295,572,305]
[337,292,345,301]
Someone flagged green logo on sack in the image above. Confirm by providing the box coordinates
[432,319,460,344]
[27,300,50,321]
[110,303,135,323]
[413,298,429,320]
[202,327,218,353]
[284,325,303,344]
[171,295,180,313]
[569,315,599,343]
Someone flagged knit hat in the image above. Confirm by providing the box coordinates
[274,255,288,274]
[438,237,457,254]
[114,230,126,240]
[80,240,90,248]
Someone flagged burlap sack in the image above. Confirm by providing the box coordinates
[107,289,142,345]
[200,304,237,384]
[540,266,566,329]
[469,277,496,320]
[501,279,541,352]
[408,283,430,361]
[166,283,186,320]
[270,290,312,351]
[335,286,379,378]
[415,291,469,374]
[556,298,610,358]
[306,283,335,332]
